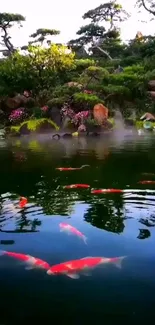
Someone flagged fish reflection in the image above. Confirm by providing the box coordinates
[137,229,151,240]
[56,165,90,171]
[91,189,123,194]
[19,197,28,208]
[138,180,155,185]
[59,223,87,244]
[0,240,15,245]
[47,256,126,279]
[64,184,90,189]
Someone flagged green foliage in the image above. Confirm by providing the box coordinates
[75,59,95,70]
[47,97,68,108]
[73,92,104,109]
[79,66,109,86]
[82,1,129,26]
[0,12,25,56]
[0,44,75,97]
[1,5,155,125]
[29,28,60,45]
[11,118,59,133]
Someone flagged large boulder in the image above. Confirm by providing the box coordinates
[148,80,155,91]
[5,94,35,111]
[140,112,155,121]
[67,82,83,89]
[147,91,155,99]
[93,103,109,124]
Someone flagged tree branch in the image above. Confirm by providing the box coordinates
[91,44,113,60]
[141,0,155,15]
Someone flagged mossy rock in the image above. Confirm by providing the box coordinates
[10,118,59,136]
[124,119,135,127]
[136,120,155,129]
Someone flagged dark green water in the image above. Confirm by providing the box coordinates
[1,134,155,323]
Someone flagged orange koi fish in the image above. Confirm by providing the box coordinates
[91,189,123,194]
[56,165,90,171]
[47,256,126,279]
[19,197,28,208]
[0,250,50,270]
[138,180,155,185]
[64,184,90,189]
[59,223,87,244]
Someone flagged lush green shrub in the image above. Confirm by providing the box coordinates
[73,92,104,109]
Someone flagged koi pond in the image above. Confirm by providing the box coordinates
[0,133,155,323]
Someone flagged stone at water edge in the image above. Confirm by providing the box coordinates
[93,103,109,125]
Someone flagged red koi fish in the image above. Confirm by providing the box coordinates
[47,256,126,279]
[138,180,155,185]
[0,250,50,270]
[64,184,90,189]
[91,189,123,194]
[56,165,90,171]
[19,197,28,208]
[59,223,87,244]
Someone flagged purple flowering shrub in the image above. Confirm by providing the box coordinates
[60,103,90,129]
[60,103,75,120]
[72,111,89,126]
[9,108,27,125]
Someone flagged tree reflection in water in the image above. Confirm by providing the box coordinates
[84,196,125,234]
[0,194,42,234]
[137,229,151,240]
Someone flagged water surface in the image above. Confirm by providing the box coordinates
[0,134,155,323]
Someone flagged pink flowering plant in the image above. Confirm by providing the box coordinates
[9,108,27,125]
[40,105,49,116]
[72,110,89,126]
[60,103,75,120]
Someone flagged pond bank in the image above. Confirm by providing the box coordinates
[4,117,155,138]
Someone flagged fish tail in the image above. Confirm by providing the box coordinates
[0,250,6,256]
[112,256,126,269]
[81,165,90,169]
[83,236,88,245]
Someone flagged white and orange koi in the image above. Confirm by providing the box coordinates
[59,222,87,244]
[0,250,50,270]
[47,256,126,279]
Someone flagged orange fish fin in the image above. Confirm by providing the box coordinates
[60,228,65,232]
[111,256,126,269]
[83,236,87,245]
[25,266,35,270]
[66,273,79,279]
[82,271,91,276]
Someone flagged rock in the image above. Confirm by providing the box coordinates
[124,119,135,127]
[67,82,83,89]
[5,94,35,110]
[48,106,61,126]
[140,112,155,121]
[19,124,31,135]
[148,80,155,91]
[78,124,86,132]
[93,103,109,124]
[52,134,61,140]
[36,120,56,133]
[85,122,102,133]
[101,119,113,130]
[147,91,155,99]
[5,97,20,110]
[62,133,73,138]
